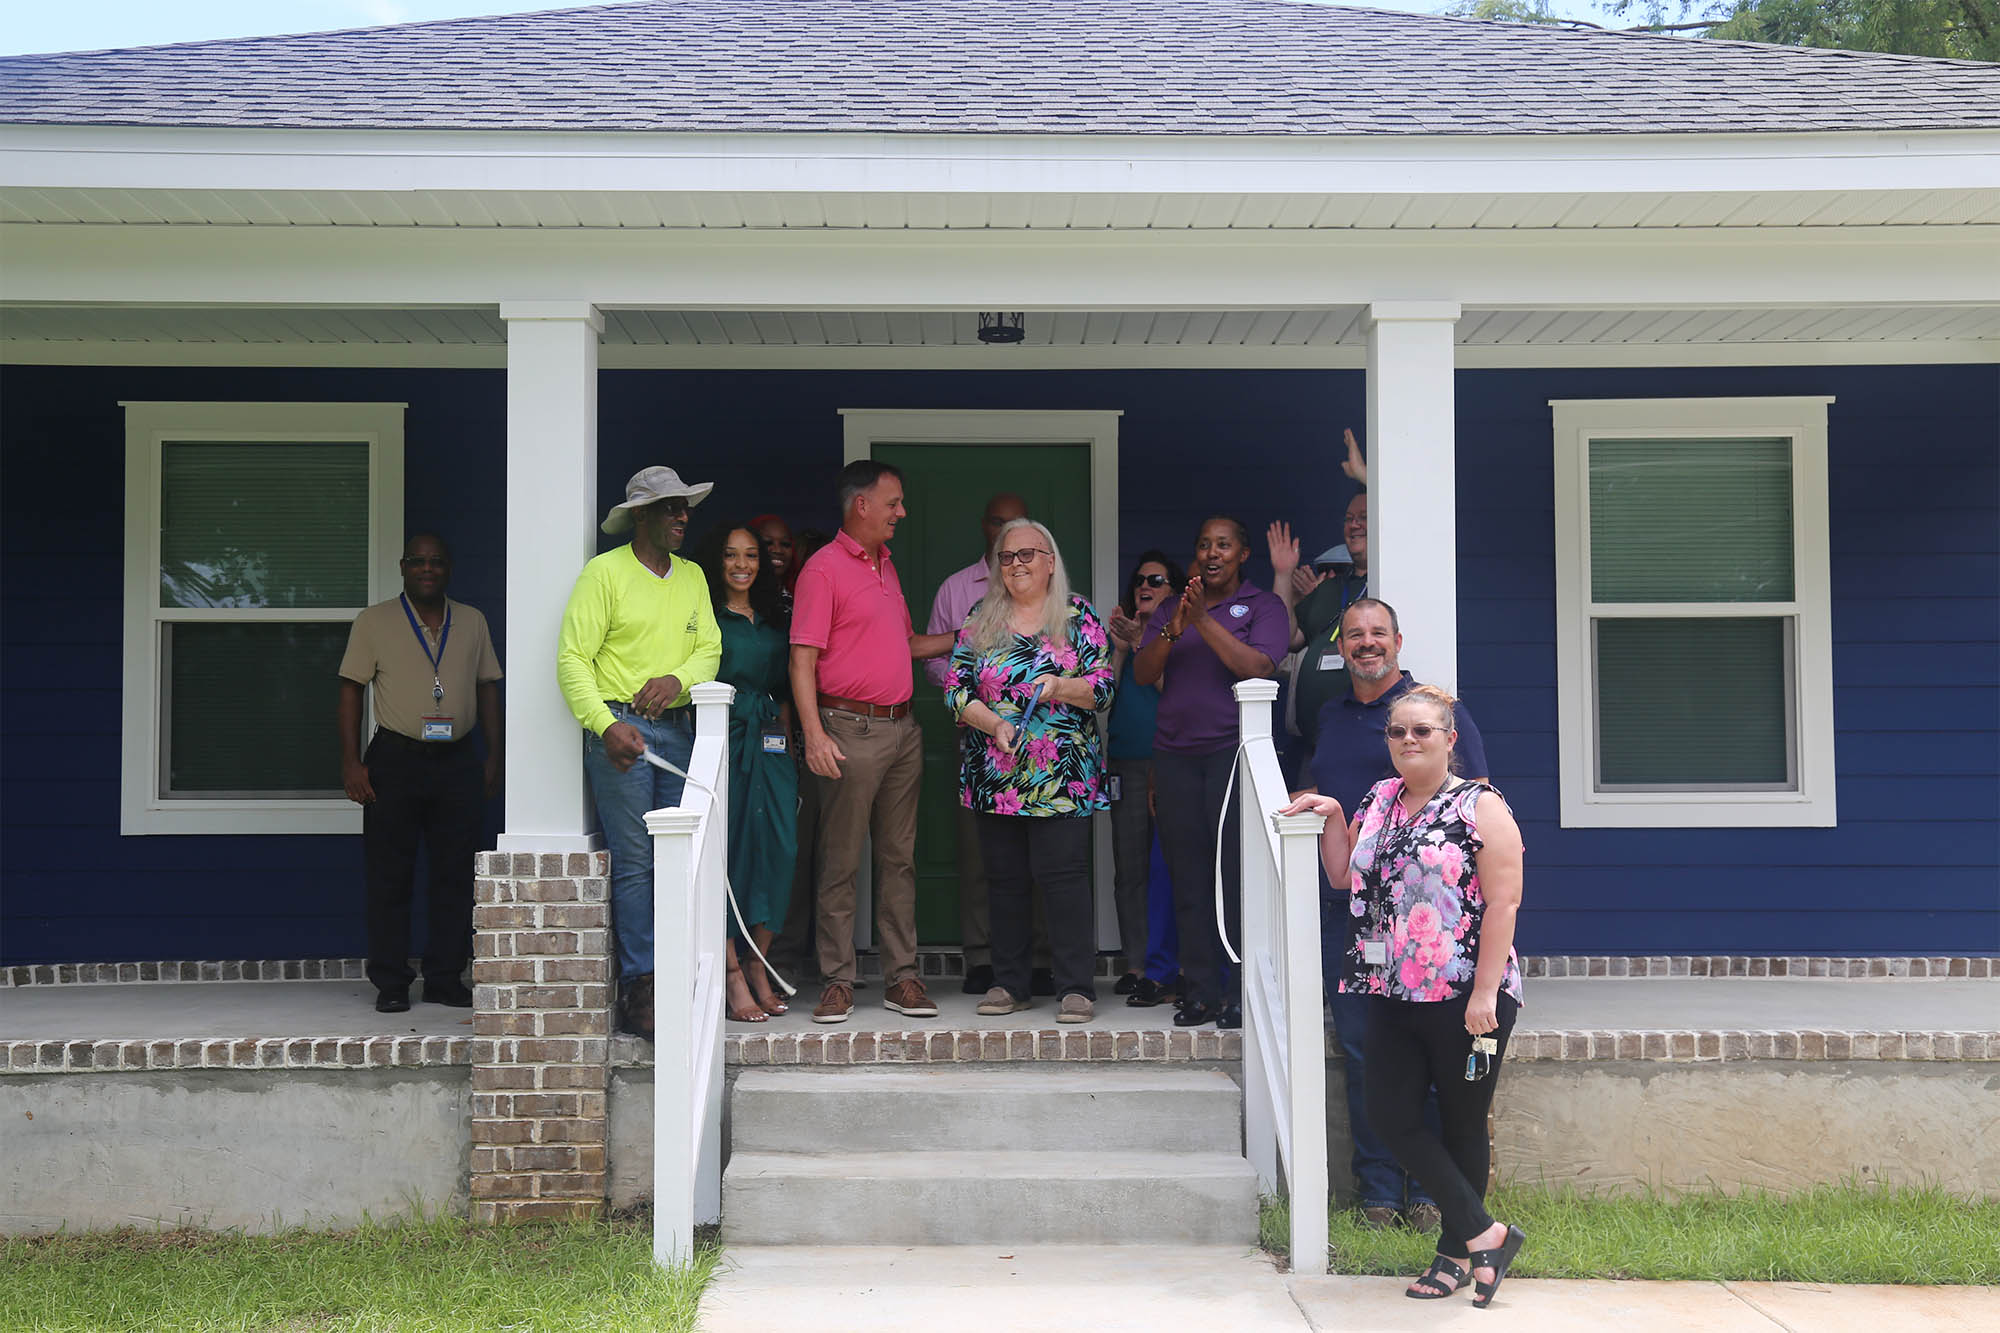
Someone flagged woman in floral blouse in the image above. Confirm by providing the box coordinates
[945,519,1115,1024]
[1283,683,1527,1309]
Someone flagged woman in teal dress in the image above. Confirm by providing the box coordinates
[694,521,798,1022]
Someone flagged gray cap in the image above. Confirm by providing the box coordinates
[601,465,714,534]
[1312,544,1354,567]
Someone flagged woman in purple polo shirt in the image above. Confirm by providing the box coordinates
[1133,516,1290,1028]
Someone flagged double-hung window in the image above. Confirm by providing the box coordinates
[121,402,404,834]
[1551,397,1836,828]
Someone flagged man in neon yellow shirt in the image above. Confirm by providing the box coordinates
[558,466,722,1041]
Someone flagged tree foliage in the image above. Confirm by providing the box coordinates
[1607,0,2000,60]
[1445,0,2000,60]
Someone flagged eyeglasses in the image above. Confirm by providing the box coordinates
[1385,723,1448,741]
[997,548,1050,566]
[401,555,448,569]
[648,498,690,517]
[1134,573,1171,588]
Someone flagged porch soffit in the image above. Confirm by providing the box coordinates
[6,186,2000,231]
[5,304,1996,360]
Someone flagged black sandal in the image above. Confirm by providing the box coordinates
[1468,1225,1525,1308]
[1405,1255,1467,1300]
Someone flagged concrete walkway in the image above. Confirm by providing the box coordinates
[699,1246,2000,1332]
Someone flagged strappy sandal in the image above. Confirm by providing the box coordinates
[1468,1225,1525,1309]
[1405,1255,1468,1300]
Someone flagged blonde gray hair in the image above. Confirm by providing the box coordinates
[965,518,1075,656]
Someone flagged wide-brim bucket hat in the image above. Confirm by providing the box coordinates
[601,465,714,534]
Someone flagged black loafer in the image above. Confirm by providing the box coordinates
[424,978,474,1007]
[1216,1004,1242,1030]
[1172,998,1215,1027]
[1125,977,1164,1007]
[375,988,410,1014]
[1113,971,1141,995]
[960,964,996,995]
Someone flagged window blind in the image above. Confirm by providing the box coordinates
[1595,617,1791,787]
[163,622,349,797]
[159,441,369,609]
[1589,438,1794,604]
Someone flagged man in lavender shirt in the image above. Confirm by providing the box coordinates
[926,493,1051,996]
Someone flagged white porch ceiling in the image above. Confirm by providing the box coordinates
[5,187,1999,231]
[6,304,1999,350]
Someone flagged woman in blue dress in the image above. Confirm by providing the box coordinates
[694,521,798,1022]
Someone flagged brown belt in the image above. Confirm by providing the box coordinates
[817,692,912,720]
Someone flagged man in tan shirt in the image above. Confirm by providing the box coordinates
[338,533,504,1014]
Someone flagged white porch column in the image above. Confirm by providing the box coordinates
[1365,302,1462,692]
[497,301,603,852]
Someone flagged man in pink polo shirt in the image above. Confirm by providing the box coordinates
[791,460,955,1023]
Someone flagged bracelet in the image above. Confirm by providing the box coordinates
[1161,629,1180,641]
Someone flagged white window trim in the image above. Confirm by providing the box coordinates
[1550,396,1837,829]
[120,401,406,835]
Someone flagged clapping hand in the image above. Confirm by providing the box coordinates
[1107,606,1143,650]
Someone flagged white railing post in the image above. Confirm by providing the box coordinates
[646,681,733,1268]
[1275,804,1329,1276]
[1231,678,1330,1276]
[688,682,732,1228]
[1235,680,1281,1194]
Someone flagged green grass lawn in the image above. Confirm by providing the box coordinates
[0,1214,719,1333]
[1264,1181,2000,1285]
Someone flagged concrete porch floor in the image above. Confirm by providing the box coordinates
[1,975,1989,1045]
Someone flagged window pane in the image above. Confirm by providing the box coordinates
[1595,617,1791,788]
[160,441,369,608]
[162,622,348,797]
[1589,438,1794,603]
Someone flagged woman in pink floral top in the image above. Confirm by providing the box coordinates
[1283,683,1528,1309]
[946,519,1116,1024]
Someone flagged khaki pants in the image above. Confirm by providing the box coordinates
[812,709,922,986]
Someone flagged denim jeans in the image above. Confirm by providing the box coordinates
[583,706,694,980]
[1325,890,1439,1211]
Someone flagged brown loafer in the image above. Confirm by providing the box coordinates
[621,974,655,1042]
[812,981,855,1024]
[1360,1205,1401,1230]
[1405,1201,1444,1233]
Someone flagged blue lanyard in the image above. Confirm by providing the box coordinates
[399,594,451,704]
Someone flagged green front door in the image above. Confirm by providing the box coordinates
[874,442,1095,945]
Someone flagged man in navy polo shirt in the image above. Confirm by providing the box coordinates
[1306,596,1488,1232]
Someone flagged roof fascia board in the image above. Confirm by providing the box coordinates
[4,124,1999,197]
[3,338,1991,371]
[5,222,1994,308]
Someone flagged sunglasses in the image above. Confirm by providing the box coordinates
[997,548,1050,566]
[1385,723,1449,741]
[1134,573,1171,588]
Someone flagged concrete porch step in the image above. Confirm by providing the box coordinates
[730,1065,1242,1154]
[721,1150,1260,1246]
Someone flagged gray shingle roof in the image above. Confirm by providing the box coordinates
[2,0,1995,136]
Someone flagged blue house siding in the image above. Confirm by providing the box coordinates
[2,361,1993,963]
[1457,364,2000,956]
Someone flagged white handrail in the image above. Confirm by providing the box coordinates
[645,680,734,1268]
[1232,679,1330,1276]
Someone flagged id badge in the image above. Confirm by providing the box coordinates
[1107,774,1124,802]
[760,726,788,755]
[421,716,454,742]
[1361,938,1389,967]
[1318,652,1344,672]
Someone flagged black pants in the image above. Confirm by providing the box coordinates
[1151,748,1242,1008]
[1364,991,1519,1259]
[977,814,1096,1002]
[363,730,482,993]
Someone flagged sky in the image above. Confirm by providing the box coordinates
[2,0,1618,58]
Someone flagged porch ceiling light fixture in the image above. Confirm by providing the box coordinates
[977,311,1026,344]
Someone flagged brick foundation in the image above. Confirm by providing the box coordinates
[469,850,614,1224]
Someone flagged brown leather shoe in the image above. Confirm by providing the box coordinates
[1405,1201,1444,1233]
[622,974,655,1042]
[1360,1205,1401,1230]
[882,977,938,1017]
[812,981,855,1024]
